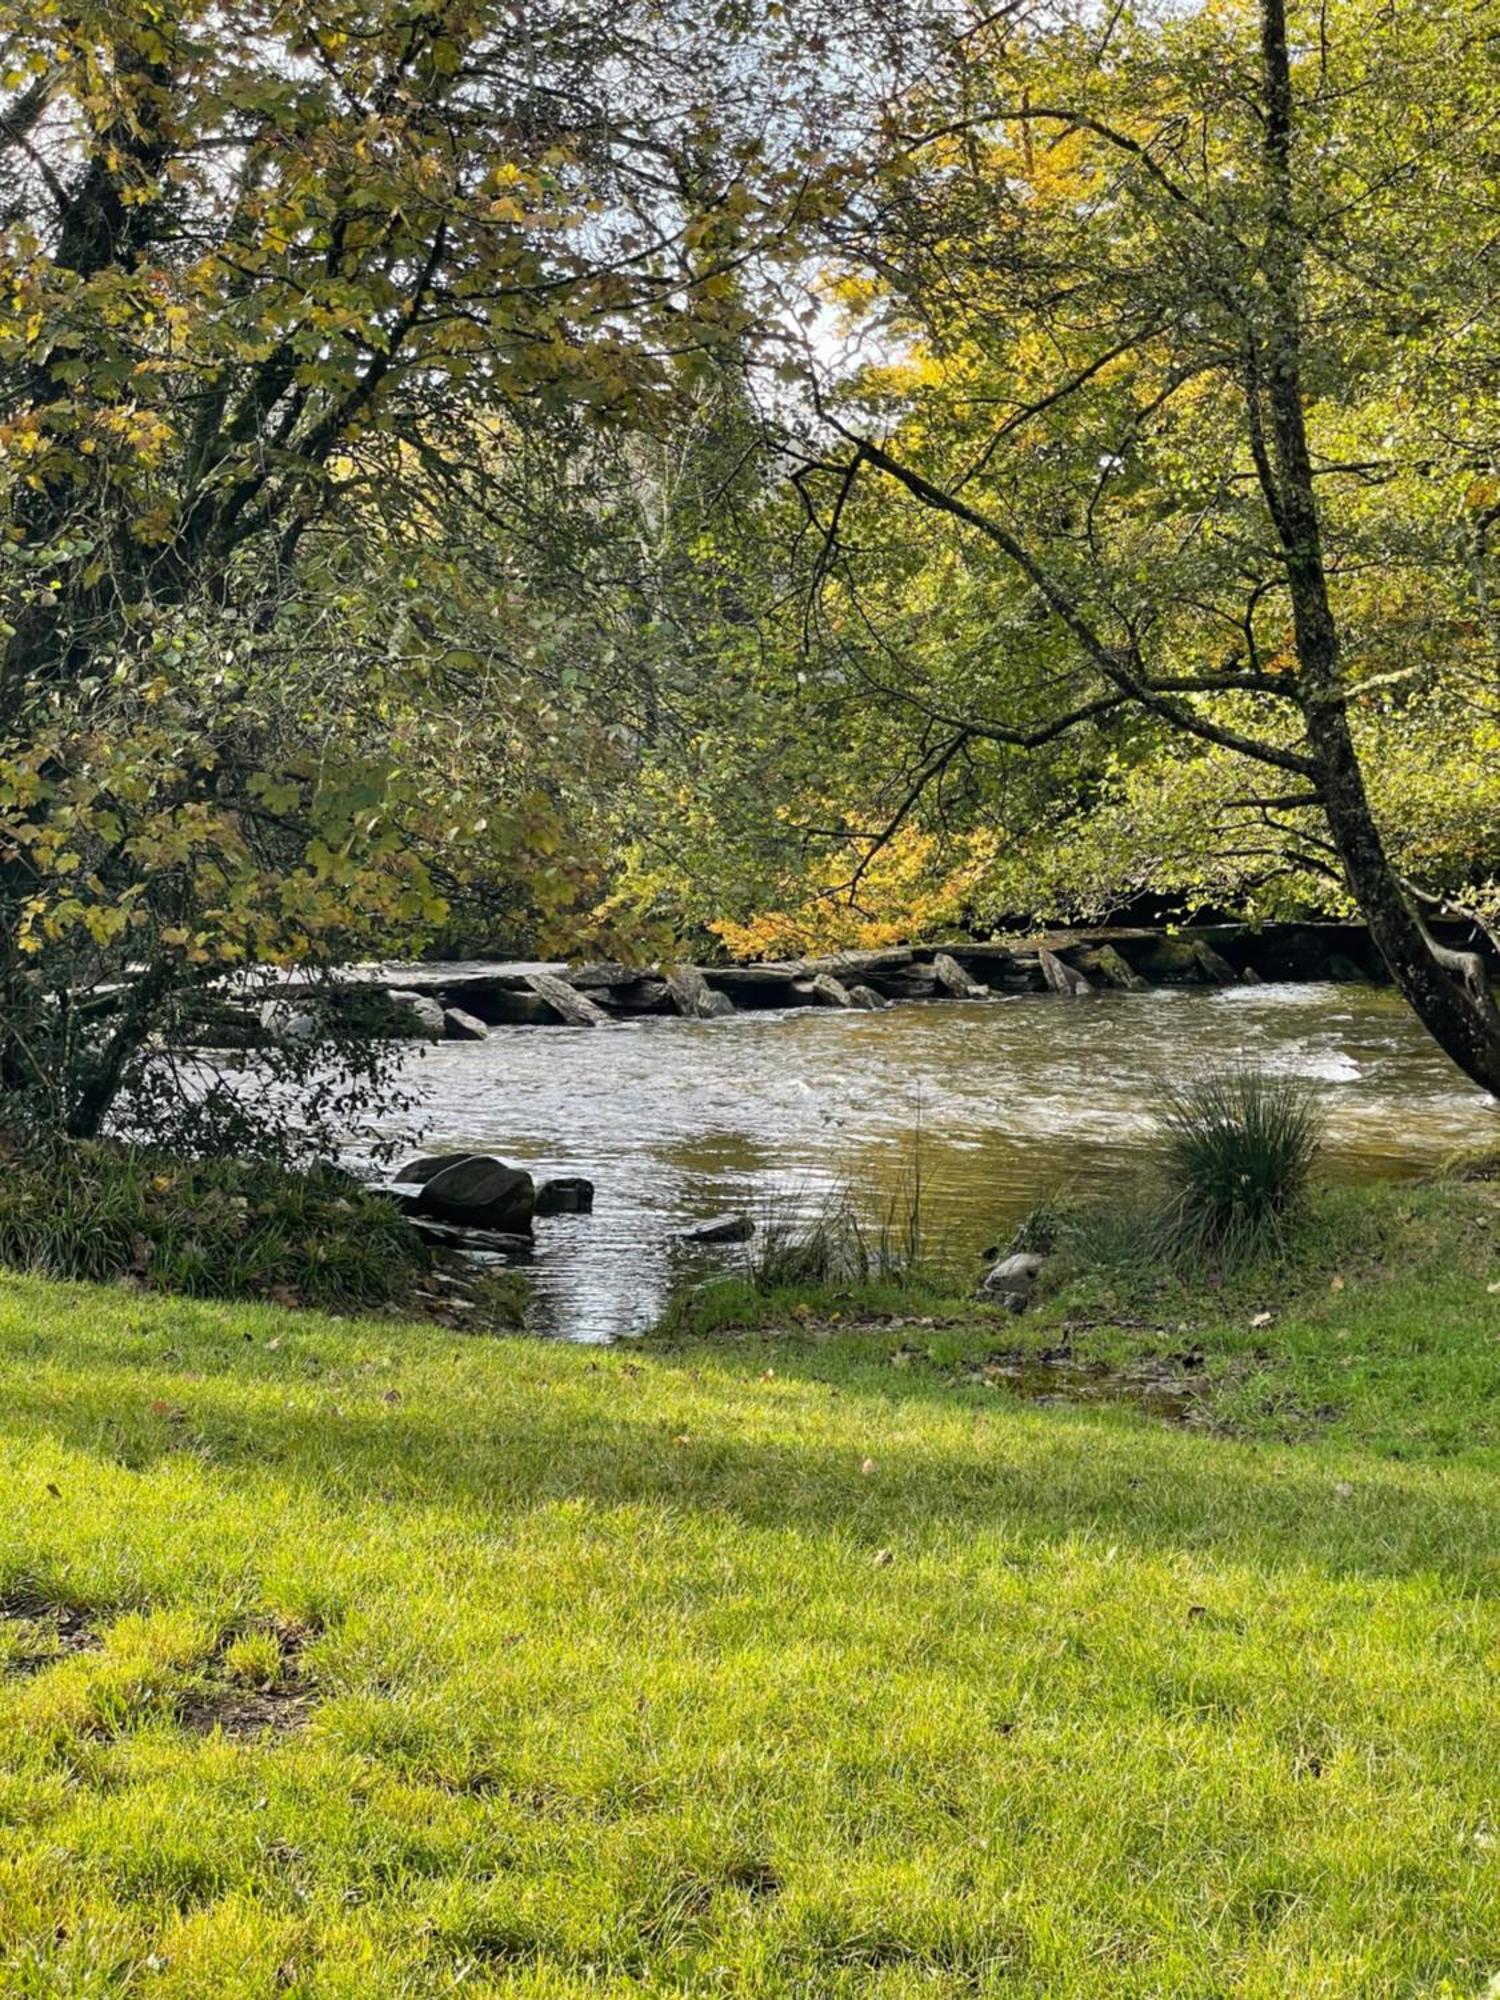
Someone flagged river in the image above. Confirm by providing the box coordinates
[368,980,1497,1341]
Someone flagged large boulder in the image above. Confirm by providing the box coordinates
[523,972,611,1027]
[415,1155,536,1234]
[701,964,803,1008]
[567,961,646,990]
[393,1151,475,1186]
[1086,944,1149,992]
[258,998,318,1042]
[810,972,856,1007]
[796,948,913,979]
[932,951,989,999]
[443,1006,490,1041]
[385,989,447,1039]
[665,965,736,1019]
[593,978,675,1015]
[862,965,939,1000]
[1038,948,1093,996]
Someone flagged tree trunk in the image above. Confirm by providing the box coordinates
[1257,0,1500,1099]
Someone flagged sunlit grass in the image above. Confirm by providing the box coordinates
[0,1177,1498,1996]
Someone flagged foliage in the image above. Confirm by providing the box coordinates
[609,0,1500,1093]
[0,1138,426,1308]
[0,0,820,1140]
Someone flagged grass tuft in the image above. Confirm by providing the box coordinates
[1152,1066,1321,1263]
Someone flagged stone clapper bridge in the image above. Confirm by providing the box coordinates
[257,920,1425,1044]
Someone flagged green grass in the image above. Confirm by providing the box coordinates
[0,1179,1498,1996]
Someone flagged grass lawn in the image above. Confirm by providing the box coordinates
[1,1182,1499,1997]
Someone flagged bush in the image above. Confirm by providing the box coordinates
[0,1138,429,1311]
[1152,1067,1321,1261]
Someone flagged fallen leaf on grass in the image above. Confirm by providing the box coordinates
[1250,1312,1274,1328]
[861,1457,877,1476]
[872,1548,894,1567]
[1329,1275,1346,1292]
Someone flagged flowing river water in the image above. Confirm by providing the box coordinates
[367,979,1498,1342]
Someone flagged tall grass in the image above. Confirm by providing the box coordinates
[0,1138,428,1310]
[1153,1067,1321,1261]
[740,1130,944,1292]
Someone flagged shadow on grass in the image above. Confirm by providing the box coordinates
[0,1276,1495,1596]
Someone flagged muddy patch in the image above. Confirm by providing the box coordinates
[178,1620,318,1739]
[1,1592,104,1675]
[969,1347,1212,1423]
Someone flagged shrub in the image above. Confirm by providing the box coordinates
[0,1138,429,1311]
[1152,1067,1321,1261]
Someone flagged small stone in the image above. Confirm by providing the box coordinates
[535,1176,595,1217]
[679,1212,754,1244]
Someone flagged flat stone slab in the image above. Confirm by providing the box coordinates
[678,1213,754,1244]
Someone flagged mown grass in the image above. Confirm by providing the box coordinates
[0,1177,1498,1997]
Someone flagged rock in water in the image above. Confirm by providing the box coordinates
[443,1007,489,1041]
[665,965,736,1019]
[796,948,913,979]
[1090,944,1149,991]
[394,1151,475,1186]
[523,973,611,1027]
[1190,940,1238,985]
[258,999,318,1043]
[810,972,857,1007]
[386,989,447,1038]
[407,1217,535,1255]
[680,1212,754,1243]
[535,1176,595,1216]
[1038,948,1093,995]
[415,1156,536,1233]
[932,951,990,999]
[847,984,887,1010]
[566,961,644,990]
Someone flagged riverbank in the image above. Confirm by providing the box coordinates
[660,1174,1500,1457]
[2,1179,1498,1994]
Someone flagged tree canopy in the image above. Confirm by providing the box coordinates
[2,0,1498,1130]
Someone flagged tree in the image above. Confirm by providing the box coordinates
[779,0,1500,1093]
[0,0,801,1139]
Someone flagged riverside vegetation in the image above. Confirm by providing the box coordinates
[1,1166,1499,1996]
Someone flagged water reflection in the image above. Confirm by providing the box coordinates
[367,982,1496,1342]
